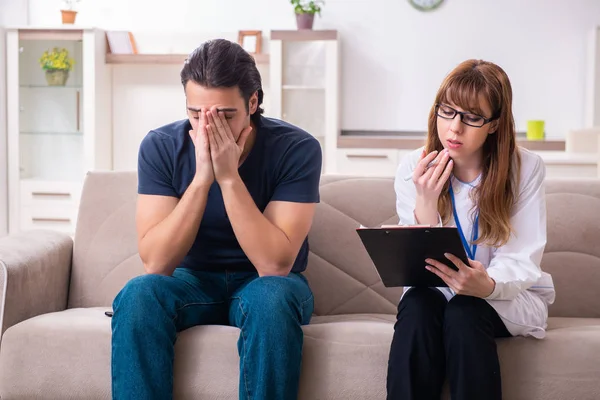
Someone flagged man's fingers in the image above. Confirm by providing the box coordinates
[216,111,236,141]
[206,124,220,151]
[237,126,253,150]
[208,109,227,140]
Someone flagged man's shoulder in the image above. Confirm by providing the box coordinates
[145,119,190,143]
[260,116,318,147]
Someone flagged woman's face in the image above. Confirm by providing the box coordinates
[435,96,498,163]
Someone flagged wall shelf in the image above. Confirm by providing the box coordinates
[337,135,567,152]
[106,53,270,65]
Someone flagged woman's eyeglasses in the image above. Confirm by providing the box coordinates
[435,104,498,128]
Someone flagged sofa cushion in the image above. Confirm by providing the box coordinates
[543,181,600,318]
[1,308,599,400]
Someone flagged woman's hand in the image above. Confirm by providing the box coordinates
[412,149,453,225]
[425,253,495,298]
[413,149,453,203]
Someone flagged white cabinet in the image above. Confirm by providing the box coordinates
[336,148,399,177]
[335,149,413,177]
[269,30,340,174]
[6,27,112,235]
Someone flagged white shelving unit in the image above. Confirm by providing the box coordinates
[6,27,112,235]
[269,30,340,174]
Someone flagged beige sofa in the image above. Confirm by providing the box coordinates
[0,172,599,399]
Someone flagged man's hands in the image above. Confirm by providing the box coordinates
[425,253,495,298]
[207,109,252,184]
[190,108,253,186]
[189,112,214,187]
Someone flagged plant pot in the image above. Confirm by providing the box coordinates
[61,10,77,24]
[295,13,315,30]
[45,69,70,86]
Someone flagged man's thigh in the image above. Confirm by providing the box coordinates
[228,273,314,327]
[156,268,229,331]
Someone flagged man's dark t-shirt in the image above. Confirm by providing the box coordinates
[137,115,322,273]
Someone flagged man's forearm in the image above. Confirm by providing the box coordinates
[139,180,210,275]
[219,177,295,276]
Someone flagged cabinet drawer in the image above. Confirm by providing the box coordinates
[336,149,399,177]
[20,181,81,207]
[20,204,78,235]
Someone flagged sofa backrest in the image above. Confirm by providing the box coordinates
[67,172,600,319]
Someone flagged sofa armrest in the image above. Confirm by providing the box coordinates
[0,230,73,335]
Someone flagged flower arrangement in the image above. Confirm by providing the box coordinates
[39,47,75,86]
[39,47,75,71]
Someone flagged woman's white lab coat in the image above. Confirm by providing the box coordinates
[394,146,556,338]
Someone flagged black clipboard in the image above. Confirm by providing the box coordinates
[356,226,470,287]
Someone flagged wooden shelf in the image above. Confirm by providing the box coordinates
[271,30,338,41]
[106,53,270,65]
[337,135,566,152]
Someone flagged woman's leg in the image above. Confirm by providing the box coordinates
[444,295,511,400]
[387,287,448,400]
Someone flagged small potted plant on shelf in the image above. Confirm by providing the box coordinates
[39,47,75,86]
[61,0,81,24]
[290,0,324,30]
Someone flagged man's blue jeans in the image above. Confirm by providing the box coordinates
[111,268,314,400]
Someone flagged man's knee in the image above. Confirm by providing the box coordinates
[113,274,171,318]
[240,276,309,323]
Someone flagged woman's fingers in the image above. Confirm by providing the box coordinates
[413,150,439,179]
[436,158,454,191]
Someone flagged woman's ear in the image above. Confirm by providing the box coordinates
[488,120,499,134]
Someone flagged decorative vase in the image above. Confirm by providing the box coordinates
[295,13,315,30]
[45,69,70,86]
[61,10,77,24]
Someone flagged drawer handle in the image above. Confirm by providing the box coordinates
[32,217,71,223]
[346,154,389,159]
[31,192,71,198]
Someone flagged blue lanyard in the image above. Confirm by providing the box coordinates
[448,185,479,260]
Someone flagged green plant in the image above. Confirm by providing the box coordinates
[61,0,82,10]
[290,0,324,15]
[39,47,75,71]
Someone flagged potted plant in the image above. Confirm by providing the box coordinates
[61,0,81,24]
[290,0,324,30]
[39,47,76,86]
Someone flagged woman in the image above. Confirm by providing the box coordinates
[387,59,555,400]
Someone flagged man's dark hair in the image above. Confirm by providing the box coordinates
[181,39,264,123]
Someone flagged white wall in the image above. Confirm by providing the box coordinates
[0,0,29,236]
[25,0,600,151]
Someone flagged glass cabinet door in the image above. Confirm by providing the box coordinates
[18,37,84,182]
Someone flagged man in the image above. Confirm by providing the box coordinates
[111,38,322,400]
